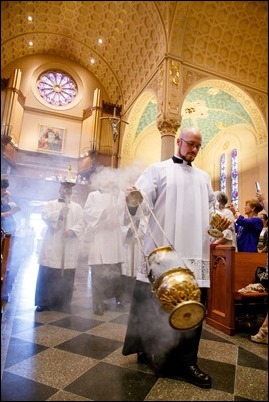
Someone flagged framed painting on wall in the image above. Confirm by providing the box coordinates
[37,125,65,153]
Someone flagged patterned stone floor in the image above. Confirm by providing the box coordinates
[1,252,268,401]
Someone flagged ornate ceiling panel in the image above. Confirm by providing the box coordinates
[1,1,166,106]
[171,1,268,91]
[1,1,268,111]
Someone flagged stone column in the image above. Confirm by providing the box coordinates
[156,58,183,160]
[1,68,22,140]
[157,119,180,160]
[91,88,102,152]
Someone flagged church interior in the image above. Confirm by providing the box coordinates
[1,1,268,401]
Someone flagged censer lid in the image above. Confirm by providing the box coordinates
[148,245,174,258]
[169,301,206,330]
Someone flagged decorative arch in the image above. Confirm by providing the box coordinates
[181,79,267,147]
[120,90,158,167]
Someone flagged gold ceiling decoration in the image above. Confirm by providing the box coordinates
[1,1,268,112]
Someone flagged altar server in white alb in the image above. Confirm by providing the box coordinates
[35,180,84,313]
[82,170,126,315]
[123,127,228,389]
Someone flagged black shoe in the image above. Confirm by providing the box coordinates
[180,364,212,388]
[35,306,45,312]
[137,352,149,364]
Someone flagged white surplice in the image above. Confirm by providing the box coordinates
[135,158,215,287]
[38,200,84,269]
[83,189,126,265]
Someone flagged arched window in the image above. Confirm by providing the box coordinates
[220,153,226,193]
[36,70,77,106]
[231,148,239,207]
[219,149,238,207]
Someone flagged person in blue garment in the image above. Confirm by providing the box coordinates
[251,190,268,344]
[230,199,263,252]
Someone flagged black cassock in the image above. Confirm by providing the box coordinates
[35,265,75,313]
[122,280,204,369]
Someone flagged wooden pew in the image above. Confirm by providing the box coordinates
[1,233,12,312]
[206,245,267,336]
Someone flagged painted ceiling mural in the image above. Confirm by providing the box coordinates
[135,101,158,140]
[180,86,254,147]
[133,84,257,149]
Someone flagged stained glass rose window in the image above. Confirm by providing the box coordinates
[37,70,77,106]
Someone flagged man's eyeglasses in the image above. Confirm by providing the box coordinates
[180,138,202,150]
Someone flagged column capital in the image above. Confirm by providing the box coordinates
[157,118,181,137]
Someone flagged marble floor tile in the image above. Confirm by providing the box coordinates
[1,253,268,401]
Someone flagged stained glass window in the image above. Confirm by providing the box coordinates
[231,148,239,207]
[219,150,238,207]
[37,70,77,106]
[220,153,226,193]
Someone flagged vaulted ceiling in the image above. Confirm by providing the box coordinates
[1,1,268,112]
